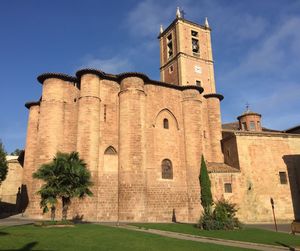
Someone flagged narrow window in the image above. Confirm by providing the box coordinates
[192,38,199,53]
[167,34,173,58]
[196,80,201,87]
[104,104,107,122]
[169,65,174,73]
[163,118,169,129]
[250,121,255,131]
[279,172,288,184]
[257,121,260,128]
[162,159,173,179]
[242,122,247,130]
[224,183,232,193]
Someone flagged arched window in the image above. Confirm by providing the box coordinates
[103,146,118,173]
[104,146,117,155]
[163,118,169,129]
[162,159,173,179]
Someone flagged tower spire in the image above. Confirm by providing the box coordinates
[160,24,164,34]
[176,7,181,18]
[204,17,210,28]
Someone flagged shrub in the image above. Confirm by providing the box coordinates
[198,198,241,230]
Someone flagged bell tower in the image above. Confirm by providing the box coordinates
[159,8,216,94]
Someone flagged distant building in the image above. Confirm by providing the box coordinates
[21,9,300,223]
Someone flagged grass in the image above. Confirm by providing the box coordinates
[0,224,253,251]
[131,223,300,248]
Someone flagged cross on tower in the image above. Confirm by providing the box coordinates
[180,9,185,19]
[245,102,250,112]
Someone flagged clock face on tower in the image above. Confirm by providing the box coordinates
[194,65,202,74]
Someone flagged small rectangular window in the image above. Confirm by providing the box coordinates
[191,30,198,37]
[224,183,232,193]
[169,65,174,73]
[196,80,201,87]
[279,172,288,184]
[250,121,255,131]
[242,122,247,130]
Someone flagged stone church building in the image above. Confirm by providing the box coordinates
[20,11,300,223]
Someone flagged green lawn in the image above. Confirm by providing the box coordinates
[131,223,300,248]
[0,224,253,251]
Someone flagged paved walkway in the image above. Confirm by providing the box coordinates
[111,224,297,251]
[0,214,34,227]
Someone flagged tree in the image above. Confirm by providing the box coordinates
[0,140,8,185]
[10,148,22,156]
[33,152,93,221]
[199,155,213,213]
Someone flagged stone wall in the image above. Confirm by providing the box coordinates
[0,156,23,204]
[220,131,300,223]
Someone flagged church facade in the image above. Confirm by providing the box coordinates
[22,12,300,223]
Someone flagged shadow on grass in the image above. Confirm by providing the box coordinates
[0,241,54,251]
[0,231,9,236]
[275,241,296,251]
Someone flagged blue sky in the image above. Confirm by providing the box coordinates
[0,0,299,153]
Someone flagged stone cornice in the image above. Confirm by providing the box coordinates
[204,93,224,101]
[36,69,204,95]
[25,101,40,109]
[222,129,300,138]
[37,73,77,84]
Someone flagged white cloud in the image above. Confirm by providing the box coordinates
[126,0,171,38]
[80,55,134,74]
[221,16,300,83]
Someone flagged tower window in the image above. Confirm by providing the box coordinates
[163,118,169,129]
[162,159,173,179]
[241,122,247,130]
[169,65,174,73]
[249,121,255,131]
[224,183,232,193]
[196,80,201,87]
[167,34,173,58]
[191,30,198,37]
[192,38,199,53]
[279,172,288,184]
[257,121,260,128]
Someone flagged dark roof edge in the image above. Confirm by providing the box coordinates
[25,101,40,109]
[204,93,224,101]
[118,72,150,82]
[237,112,261,120]
[283,125,300,133]
[76,68,204,93]
[37,73,77,84]
[146,80,204,93]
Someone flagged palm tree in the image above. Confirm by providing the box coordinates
[33,152,93,221]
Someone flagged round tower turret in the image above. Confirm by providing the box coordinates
[237,105,262,131]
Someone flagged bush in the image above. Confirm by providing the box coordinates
[198,198,242,230]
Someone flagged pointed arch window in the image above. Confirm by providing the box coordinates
[163,118,169,129]
[162,159,173,179]
[104,146,117,155]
